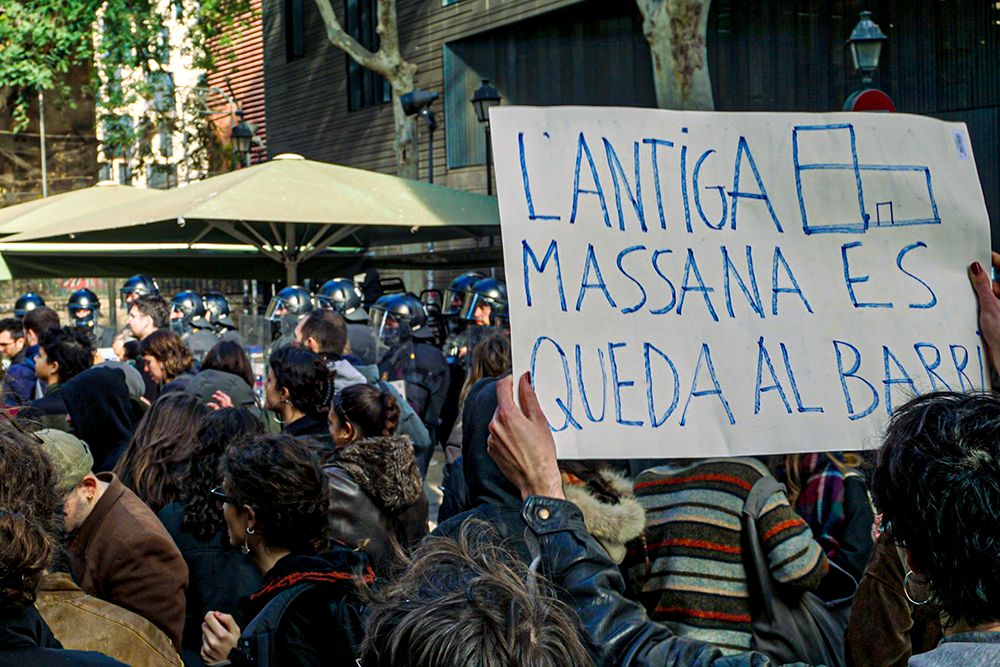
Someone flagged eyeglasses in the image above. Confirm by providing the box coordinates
[210,486,239,509]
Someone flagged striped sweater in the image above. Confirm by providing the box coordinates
[624,458,828,654]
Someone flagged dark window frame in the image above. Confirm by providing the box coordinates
[285,0,305,61]
[344,0,391,111]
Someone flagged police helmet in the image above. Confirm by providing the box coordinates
[203,292,231,322]
[170,291,206,326]
[490,301,510,331]
[120,275,159,307]
[265,285,315,322]
[68,289,101,329]
[444,271,486,317]
[369,293,433,341]
[460,278,507,323]
[15,293,46,318]
[316,278,367,323]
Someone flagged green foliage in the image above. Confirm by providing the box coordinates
[0,0,253,164]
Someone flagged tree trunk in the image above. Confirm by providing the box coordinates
[638,0,715,111]
[391,76,418,180]
[312,0,420,178]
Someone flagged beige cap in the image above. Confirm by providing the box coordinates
[36,429,94,496]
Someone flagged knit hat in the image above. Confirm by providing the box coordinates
[36,429,94,496]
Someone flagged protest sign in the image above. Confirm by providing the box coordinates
[491,107,992,459]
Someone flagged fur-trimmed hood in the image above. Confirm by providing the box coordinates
[562,469,646,564]
[334,435,423,514]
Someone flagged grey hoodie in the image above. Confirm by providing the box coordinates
[909,633,1000,667]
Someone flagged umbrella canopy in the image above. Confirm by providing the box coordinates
[0,183,163,236]
[1,155,501,283]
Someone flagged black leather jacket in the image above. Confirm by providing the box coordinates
[521,496,799,667]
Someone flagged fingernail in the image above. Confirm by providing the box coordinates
[973,262,983,275]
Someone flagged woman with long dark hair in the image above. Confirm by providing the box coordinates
[157,408,264,667]
[185,341,261,417]
[114,393,210,513]
[265,345,334,439]
[201,434,370,666]
[326,383,427,573]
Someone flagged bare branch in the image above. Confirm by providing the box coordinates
[310,0,384,75]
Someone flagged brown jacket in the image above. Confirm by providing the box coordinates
[845,532,943,667]
[35,573,182,667]
[66,473,188,654]
[325,435,428,573]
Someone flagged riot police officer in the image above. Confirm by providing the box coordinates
[14,293,45,318]
[442,271,487,361]
[266,285,315,349]
[401,294,450,449]
[170,291,217,361]
[68,289,115,349]
[119,275,159,308]
[203,291,241,343]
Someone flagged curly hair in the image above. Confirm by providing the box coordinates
[269,344,334,419]
[140,329,194,383]
[222,434,330,554]
[39,326,95,383]
[114,392,211,513]
[361,520,594,667]
[181,408,264,540]
[202,341,255,388]
[331,383,400,440]
[0,422,63,608]
[871,391,1000,628]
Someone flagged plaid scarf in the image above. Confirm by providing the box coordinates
[779,453,847,555]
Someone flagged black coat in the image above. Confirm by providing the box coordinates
[157,502,262,667]
[62,367,137,472]
[433,376,532,563]
[232,551,369,667]
[0,604,125,666]
[284,414,332,442]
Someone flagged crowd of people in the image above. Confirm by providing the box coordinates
[1,257,1000,667]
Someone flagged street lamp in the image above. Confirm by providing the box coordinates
[846,11,888,85]
[401,89,439,184]
[230,109,255,169]
[471,79,501,196]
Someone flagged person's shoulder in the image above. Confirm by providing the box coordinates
[156,502,185,529]
[110,487,179,545]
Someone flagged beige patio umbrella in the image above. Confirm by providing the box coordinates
[0,182,163,236]
[2,154,501,284]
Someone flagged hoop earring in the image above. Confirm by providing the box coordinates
[272,399,290,427]
[904,571,932,606]
[241,526,255,556]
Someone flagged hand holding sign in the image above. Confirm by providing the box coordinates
[969,252,1000,375]
[488,373,565,502]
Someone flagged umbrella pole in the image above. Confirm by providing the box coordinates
[286,260,297,287]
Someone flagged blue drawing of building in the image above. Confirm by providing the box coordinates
[792,123,941,235]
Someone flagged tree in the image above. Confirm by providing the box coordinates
[0,0,249,163]
[637,0,715,111]
[311,0,418,179]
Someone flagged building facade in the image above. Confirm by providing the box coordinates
[261,0,998,248]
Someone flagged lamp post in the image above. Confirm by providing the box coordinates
[471,79,501,196]
[230,109,255,170]
[846,11,888,85]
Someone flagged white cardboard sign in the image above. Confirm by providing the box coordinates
[492,107,992,459]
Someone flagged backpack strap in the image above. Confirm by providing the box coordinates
[743,475,786,519]
[237,583,316,666]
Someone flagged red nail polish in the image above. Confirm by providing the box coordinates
[973,262,983,275]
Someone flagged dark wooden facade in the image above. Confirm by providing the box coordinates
[262,0,999,242]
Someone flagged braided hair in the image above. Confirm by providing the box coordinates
[331,383,400,441]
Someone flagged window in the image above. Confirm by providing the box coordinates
[284,0,305,60]
[159,27,171,65]
[148,163,177,190]
[149,71,175,113]
[98,163,112,182]
[102,115,133,159]
[345,0,390,111]
[118,163,131,185]
[160,127,173,158]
